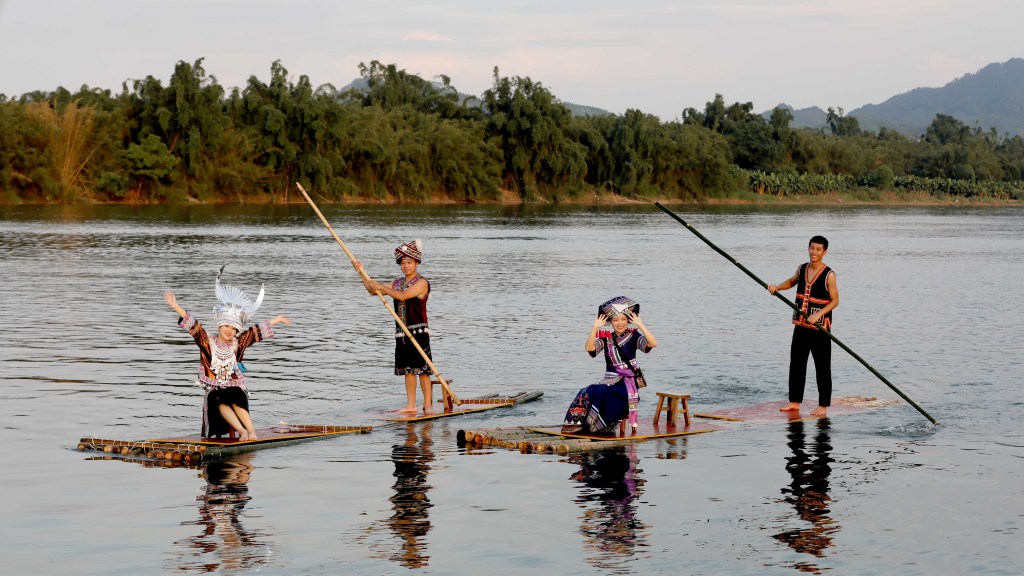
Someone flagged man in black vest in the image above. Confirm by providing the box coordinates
[767,236,840,417]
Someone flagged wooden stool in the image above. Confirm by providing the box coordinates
[653,392,691,427]
[430,379,455,411]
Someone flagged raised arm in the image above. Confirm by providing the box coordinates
[626,311,658,349]
[269,314,292,326]
[164,291,187,318]
[352,260,379,295]
[353,260,429,301]
[585,314,608,353]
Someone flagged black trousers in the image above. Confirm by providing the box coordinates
[788,327,832,407]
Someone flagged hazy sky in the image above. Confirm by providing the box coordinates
[1,0,1020,120]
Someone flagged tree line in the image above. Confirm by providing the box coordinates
[2,59,1023,203]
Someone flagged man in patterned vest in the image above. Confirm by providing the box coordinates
[767,236,840,417]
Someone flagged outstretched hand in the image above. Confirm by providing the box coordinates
[592,313,608,329]
[625,310,644,326]
[271,314,292,326]
[164,291,186,317]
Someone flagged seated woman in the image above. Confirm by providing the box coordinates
[164,268,291,441]
[563,296,658,434]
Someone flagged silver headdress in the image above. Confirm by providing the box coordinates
[213,266,265,332]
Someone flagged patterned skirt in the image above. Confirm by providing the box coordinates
[563,380,629,434]
[395,332,432,376]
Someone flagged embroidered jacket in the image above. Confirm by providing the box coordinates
[178,312,275,392]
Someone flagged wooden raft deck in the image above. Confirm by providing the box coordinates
[457,397,898,455]
[457,422,718,455]
[77,424,372,463]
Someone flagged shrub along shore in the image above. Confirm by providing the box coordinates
[3,59,1023,205]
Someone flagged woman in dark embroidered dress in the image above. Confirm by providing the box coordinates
[353,239,434,415]
[563,296,658,434]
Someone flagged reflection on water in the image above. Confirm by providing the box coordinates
[773,419,838,573]
[170,454,272,573]
[654,436,690,460]
[568,446,648,570]
[359,422,436,569]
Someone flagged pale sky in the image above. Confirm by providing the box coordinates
[1,0,1020,120]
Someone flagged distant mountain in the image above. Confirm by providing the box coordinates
[761,104,828,131]
[562,102,613,117]
[850,58,1024,137]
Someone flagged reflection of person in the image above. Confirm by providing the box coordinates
[385,422,435,569]
[768,236,839,417]
[772,419,839,561]
[173,454,269,574]
[569,447,647,568]
[164,268,291,440]
[353,239,434,415]
[563,296,658,433]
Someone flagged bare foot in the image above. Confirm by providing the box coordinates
[237,430,251,442]
[398,406,418,414]
[779,402,801,412]
[421,405,433,415]
[810,406,828,417]
[248,430,258,441]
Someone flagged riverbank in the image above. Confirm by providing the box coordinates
[3,186,1022,207]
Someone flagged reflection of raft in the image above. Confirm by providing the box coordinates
[384,390,544,422]
[76,424,372,463]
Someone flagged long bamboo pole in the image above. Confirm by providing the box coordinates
[654,202,938,425]
[296,183,461,406]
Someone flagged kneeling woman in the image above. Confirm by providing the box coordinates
[563,297,658,434]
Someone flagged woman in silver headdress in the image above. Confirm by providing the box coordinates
[563,296,658,434]
[353,239,434,414]
[163,269,291,441]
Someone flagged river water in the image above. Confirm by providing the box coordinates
[0,203,1021,575]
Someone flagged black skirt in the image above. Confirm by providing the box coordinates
[395,333,432,376]
[204,386,249,438]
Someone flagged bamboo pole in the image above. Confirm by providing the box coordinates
[654,202,939,426]
[295,182,461,407]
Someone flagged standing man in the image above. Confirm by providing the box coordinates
[353,239,434,415]
[768,236,839,417]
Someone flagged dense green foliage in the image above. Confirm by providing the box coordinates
[2,59,1023,203]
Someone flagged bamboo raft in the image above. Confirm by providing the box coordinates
[458,396,899,455]
[457,425,698,455]
[385,389,544,422]
[76,424,372,463]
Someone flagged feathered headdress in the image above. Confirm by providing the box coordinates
[213,266,264,331]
